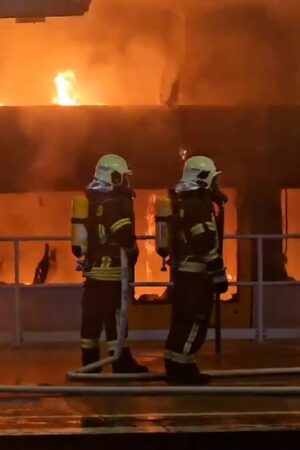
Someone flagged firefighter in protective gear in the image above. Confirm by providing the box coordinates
[71,154,148,373]
[164,156,228,384]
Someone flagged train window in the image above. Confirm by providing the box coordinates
[281,189,300,280]
[0,190,237,303]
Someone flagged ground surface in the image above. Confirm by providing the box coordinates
[1,340,300,448]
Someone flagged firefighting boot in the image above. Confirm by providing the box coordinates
[110,348,149,373]
[81,348,102,373]
[164,360,211,385]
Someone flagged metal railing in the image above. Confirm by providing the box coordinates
[1,234,300,345]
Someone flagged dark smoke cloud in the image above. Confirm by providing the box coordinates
[182,0,300,104]
[1,0,300,105]
[0,0,174,105]
[2,0,300,190]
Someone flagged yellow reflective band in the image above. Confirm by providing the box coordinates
[85,273,122,281]
[110,218,131,234]
[84,265,122,281]
[90,269,121,273]
[100,256,112,269]
[164,349,196,364]
[87,266,122,273]
[201,247,219,263]
[183,323,200,355]
[81,338,99,349]
[190,223,205,237]
[205,221,216,231]
[178,261,206,273]
[96,205,104,216]
[98,224,106,243]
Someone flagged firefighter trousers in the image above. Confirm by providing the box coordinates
[165,271,214,366]
[81,278,126,366]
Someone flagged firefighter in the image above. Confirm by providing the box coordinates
[71,154,148,373]
[164,156,228,384]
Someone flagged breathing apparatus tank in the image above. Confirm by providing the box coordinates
[155,196,172,271]
[71,196,89,261]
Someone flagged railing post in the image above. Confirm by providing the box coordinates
[13,239,22,347]
[256,236,264,342]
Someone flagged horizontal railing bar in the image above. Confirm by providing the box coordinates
[0,281,300,289]
[138,234,300,240]
[0,236,69,242]
[0,234,300,243]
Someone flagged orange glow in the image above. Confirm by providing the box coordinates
[0,190,237,301]
[53,71,80,106]
[52,70,104,106]
[179,148,188,161]
[144,194,157,280]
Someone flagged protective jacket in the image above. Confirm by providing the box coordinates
[170,188,225,279]
[72,187,138,281]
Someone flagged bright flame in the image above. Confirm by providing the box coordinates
[145,194,157,280]
[179,148,187,161]
[53,71,80,106]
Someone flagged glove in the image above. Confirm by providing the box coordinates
[76,259,92,272]
[212,269,229,294]
[75,259,84,271]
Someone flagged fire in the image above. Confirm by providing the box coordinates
[53,70,80,106]
[1,70,105,106]
[179,148,188,161]
[227,274,236,282]
[145,194,157,279]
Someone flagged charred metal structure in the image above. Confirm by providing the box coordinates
[0,0,91,19]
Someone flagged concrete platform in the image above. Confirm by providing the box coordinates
[1,340,300,448]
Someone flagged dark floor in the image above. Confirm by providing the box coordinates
[2,339,300,447]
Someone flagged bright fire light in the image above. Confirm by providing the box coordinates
[53,70,80,106]
[145,194,157,279]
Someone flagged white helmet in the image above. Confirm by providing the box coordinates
[176,156,221,192]
[88,154,132,191]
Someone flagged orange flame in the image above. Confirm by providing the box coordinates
[179,148,187,161]
[53,70,80,106]
[227,274,236,282]
[145,194,157,279]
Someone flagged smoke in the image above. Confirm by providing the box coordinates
[182,0,300,104]
[18,107,93,189]
[2,0,300,190]
[1,0,300,105]
[0,0,173,105]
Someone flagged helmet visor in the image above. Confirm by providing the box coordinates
[111,171,132,188]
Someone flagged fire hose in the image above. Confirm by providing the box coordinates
[67,247,300,383]
[2,384,300,396]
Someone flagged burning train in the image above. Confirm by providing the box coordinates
[0,0,300,338]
